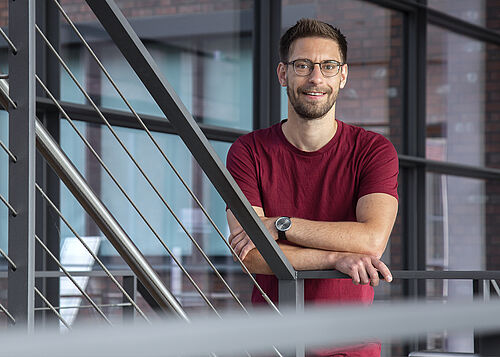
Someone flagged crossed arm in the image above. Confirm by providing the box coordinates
[226,193,398,286]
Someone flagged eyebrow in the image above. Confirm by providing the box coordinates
[290,58,342,64]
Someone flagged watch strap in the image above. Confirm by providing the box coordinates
[278,230,287,241]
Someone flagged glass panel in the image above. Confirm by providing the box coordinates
[281,0,404,152]
[60,45,87,104]
[428,0,500,30]
[425,173,500,352]
[426,25,500,168]
[59,121,252,311]
[59,0,253,131]
[374,172,404,298]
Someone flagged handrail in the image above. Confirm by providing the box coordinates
[297,270,500,280]
[0,78,188,322]
[2,269,497,281]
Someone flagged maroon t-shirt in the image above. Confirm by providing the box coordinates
[226,119,398,356]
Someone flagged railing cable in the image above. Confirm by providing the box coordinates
[0,192,17,216]
[52,0,278,314]
[0,302,15,324]
[0,247,17,271]
[34,234,111,325]
[0,139,17,162]
[35,184,150,322]
[36,26,232,317]
[0,28,17,55]
[491,279,500,297]
[34,287,71,330]
[36,76,217,317]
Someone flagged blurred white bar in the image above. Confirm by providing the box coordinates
[1,300,500,357]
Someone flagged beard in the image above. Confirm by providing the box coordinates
[286,82,338,120]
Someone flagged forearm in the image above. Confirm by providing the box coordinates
[285,194,398,258]
[286,218,386,258]
[242,242,336,275]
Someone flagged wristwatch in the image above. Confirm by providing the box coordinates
[275,216,292,240]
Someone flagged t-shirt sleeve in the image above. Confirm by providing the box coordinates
[226,137,263,208]
[357,135,399,201]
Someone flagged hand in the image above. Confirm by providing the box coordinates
[332,252,392,287]
[229,217,279,261]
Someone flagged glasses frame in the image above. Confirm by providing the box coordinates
[285,58,345,77]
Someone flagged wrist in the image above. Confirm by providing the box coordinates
[328,251,341,269]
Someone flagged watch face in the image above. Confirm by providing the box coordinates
[276,216,291,231]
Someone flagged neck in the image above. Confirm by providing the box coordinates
[282,106,338,152]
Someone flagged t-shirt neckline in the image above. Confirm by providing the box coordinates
[277,119,343,156]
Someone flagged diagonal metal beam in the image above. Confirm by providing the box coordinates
[84,0,295,280]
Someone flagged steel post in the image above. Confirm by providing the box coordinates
[8,0,37,330]
[34,0,61,327]
[279,278,304,357]
[123,275,137,322]
[253,0,282,130]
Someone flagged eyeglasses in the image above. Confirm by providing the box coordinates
[286,59,344,77]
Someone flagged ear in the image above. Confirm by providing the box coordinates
[277,62,288,87]
[339,63,348,89]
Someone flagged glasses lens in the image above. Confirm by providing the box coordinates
[320,62,340,77]
[293,60,312,76]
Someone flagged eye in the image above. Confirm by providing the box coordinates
[295,60,310,69]
[323,64,335,70]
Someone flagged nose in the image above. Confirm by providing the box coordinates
[308,63,324,85]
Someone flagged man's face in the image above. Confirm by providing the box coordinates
[278,37,348,120]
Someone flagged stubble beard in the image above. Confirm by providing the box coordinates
[286,82,338,120]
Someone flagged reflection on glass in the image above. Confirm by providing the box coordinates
[426,25,500,169]
[281,0,404,152]
[60,45,87,104]
[59,0,253,131]
[428,0,486,27]
[425,173,500,352]
[60,121,252,313]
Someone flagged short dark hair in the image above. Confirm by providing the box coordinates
[279,18,347,64]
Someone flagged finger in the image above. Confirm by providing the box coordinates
[230,231,247,251]
[366,262,380,287]
[372,258,392,283]
[229,229,246,246]
[239,242,255,261]
[233,236,252,257]
[357,262,370,285]
[350,266,360,285]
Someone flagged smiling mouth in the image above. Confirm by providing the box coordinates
[302,91,326,97]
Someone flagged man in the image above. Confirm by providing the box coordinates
[226,18,398,356]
